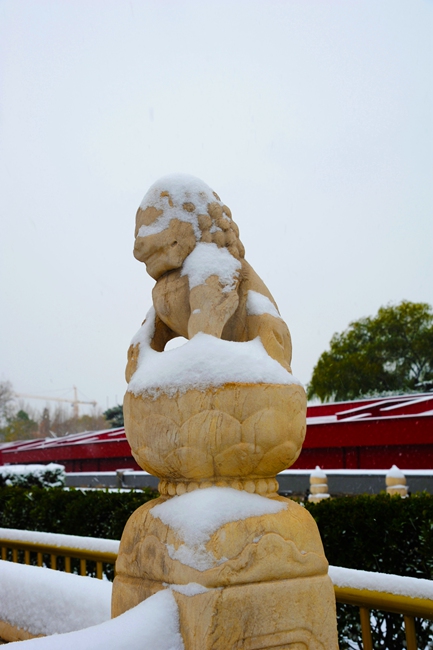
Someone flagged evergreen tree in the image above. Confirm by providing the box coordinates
[2,410,38,441]
[103,404,124,427]
[308,301,433,402]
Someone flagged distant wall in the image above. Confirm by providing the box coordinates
[64,470,433,496]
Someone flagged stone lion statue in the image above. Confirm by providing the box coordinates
[126,174,293,381]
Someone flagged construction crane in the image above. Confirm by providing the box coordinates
[14,386,97,419]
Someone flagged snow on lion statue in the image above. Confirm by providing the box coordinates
[126,173,293,382]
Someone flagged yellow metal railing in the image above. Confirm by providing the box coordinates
[334,585,433,650]
[0,538,117,580]
[1,535,433,649]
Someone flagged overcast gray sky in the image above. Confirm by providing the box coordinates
[1,0,432,415]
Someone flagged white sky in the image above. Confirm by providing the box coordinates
[1,0,432,414]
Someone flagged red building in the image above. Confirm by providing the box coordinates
[1,393,432,472]
[300,393,433,469]
[0,428,138,473]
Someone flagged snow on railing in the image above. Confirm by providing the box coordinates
[330,566,433,650]
[0,528,118,580]
[1,529,432,649]
[0,562,182,649]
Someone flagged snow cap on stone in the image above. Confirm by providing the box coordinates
[310,466,327,479]
[180,242,241,293]
[127,308,300,398]
[138,173,224,241]
[386,465,405,479]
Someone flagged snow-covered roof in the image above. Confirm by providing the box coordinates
[307,392,433,424]
[0,428,125,453]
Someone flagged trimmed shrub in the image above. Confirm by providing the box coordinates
[305,492,433,578]
[0,464,65,488]
[305,493,433,649]
[0,486,158,540]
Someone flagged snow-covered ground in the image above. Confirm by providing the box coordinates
[2,567,183,650]
[1,558,432,649]
[0,561,111,637]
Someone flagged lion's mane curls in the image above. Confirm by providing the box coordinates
[139,174,245,262]
[183,199,245,261]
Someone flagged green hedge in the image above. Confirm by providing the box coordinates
[305,493,433,649]
[305,492,433,579]
[0,488,432,648]
[0,464,65,489]
[0,486,158,540]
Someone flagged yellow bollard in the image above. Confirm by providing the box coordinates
[308,466,331,503]
[386,465,408,497]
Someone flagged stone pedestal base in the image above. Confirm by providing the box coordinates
[173,575,337,650]
[112,494,338,649]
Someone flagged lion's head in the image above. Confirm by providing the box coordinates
[134,174,245,280]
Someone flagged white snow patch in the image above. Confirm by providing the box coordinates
[0,560,111,636]
[166,582,210,596]
[128,308,299,398]
[246,290,281,319]
[329,565,433,601]
[152,487,285,547]
[310,466,327,479]
[138,173,224,241]
[180,242,241,292]
[6,588,184,650]
[166,542,225,572]
[386,464,406,479]
[0,463,64,477]
[0,463,65,487]
[153,488,286,571]
[0,528,119,555]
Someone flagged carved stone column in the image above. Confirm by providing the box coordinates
[112,175,338,649]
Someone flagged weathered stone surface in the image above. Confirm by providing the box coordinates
[112,495,338,647]
[124,383,307,485]
[173,576,337,650]
[128,177,292,375]
[113,175,339,649]
[0,621,42,643]
[112,496,328,600]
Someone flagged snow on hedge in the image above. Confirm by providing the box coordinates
[0,464,65,488]
[0,560,111,636]
[0,527,119,555]
[128,307,300,398]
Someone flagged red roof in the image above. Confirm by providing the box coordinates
[1,393,432,471]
